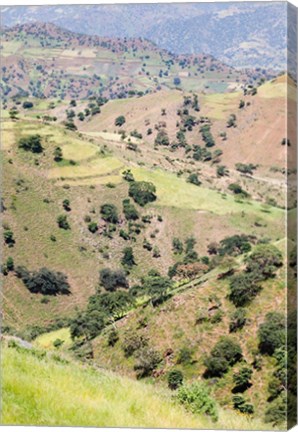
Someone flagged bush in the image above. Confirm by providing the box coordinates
[218,234,251,256]
[70,310,106,340]
[57,214,70,230]
[107,328,119,346]
[88,222,98,233]
[177,346,194,365]
[172,237,183,254]
[155,130,169,146]
[6,256,14,271]
[129,181,157,207]
[168,369,184,390]
[177,382,218,422]
[142,270,172,306]
[258,312,285,355]
[204,337,242,377]
[245,244,283,280]
[228,183,249,197]
[88,291,132,319]
[4,230,15,246]
[18,135,43,153]
[123,199,139,220]
[115,115,126,127]
[229,273,261,307]
[134,347,161,378]
[62,199,71,211]
[100,204,119,223]
[121,247,136,267]
[187,173,201,186]
[54,146,63,162]
[232,395,254,414]
[233,367,253,392]
[15,266,71,295]
[99,268,128,291]
[264,394,286,426]
[229,308,247,332]
[23,101,34,109]
[122,332,148,357]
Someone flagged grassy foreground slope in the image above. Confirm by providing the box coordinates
[1,343,270,430]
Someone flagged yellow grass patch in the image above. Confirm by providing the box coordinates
[34,328,72,349]
[48,156,123,179]
[202,92,240,119]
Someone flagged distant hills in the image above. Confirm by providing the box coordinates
[1,2,290,70]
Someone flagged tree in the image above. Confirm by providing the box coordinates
[168,370,184,390]
[122,199,139,220]
[70,310,106,340]
[99,268,128,291]
[54,146,63,162]
[115,115,126,127]
[57,214,70,230]
[228,183,249,197]
[4,230,15,246]
[187,173,201,186]
[142,270,172,306]
[6,256,14,271]
[239,100,245,109]
[227,114,237,128]
[245,244,283,280]
[62,199,71,211]
[229,308,247,332]
[122,332,148,357]
[204,337,242,377]
[129,181,157,207]
[155,130,169,146]
[100,204,119,223]
[177,383,218,422]
[233,367,253,392]
[218,234,251,256]
[88,291,132,320]
[173,77,181,86]
[258,312,285,355]
[15,266,71,295]
[18,135,43,153]
[229,273,261,307]
[121,247,136,268]
[88,222,98,233]
[172,237,183,254]
[23,101,34,109]
[216,165,229,177]
[232,395,254,414]
[9,108,19,120]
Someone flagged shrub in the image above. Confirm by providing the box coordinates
[229,273,261,307]
[88,222,98,233]
[177,382,218,422]
[88,291,132,319]
[168,369,184,390]
[187,173,201,186]
[204,337,242,377]
[129,181,157,207]
[155,130,169,146]
[115,115,126,127]
[100,204,119,223]
[232,395,254,414]
[70,310,106,340]
[123,199,139,220]
[107,328,119,346]
[177,346,194,365]
[258,312,285,355]
[54,146,63,162]
[4,230,15,246]
[233,367,253,392]
[121,247,136,267]
[229,308,247,332]
[245,244,283,280]
[134,347,161,378]
[142,270,172,306]
[264,394,286,426]
[53,338,64,349]
[6,256,14,271]
[15,266,71,295]
[172,237,183,254]
[57,214,70,230]
[62,199,71,212]
[23,101,34,109]
[122,332,148,357]
[18,134,43,153]
[99,268,128,291]
[228,183,249,197]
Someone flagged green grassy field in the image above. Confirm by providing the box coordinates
[1,343,272,430]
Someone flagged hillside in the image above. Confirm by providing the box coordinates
[1,16,295,430]
[1,3,291,70]
[1,22,273,100]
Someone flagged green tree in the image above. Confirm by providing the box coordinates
[134,347,161,379]
[245,244,283,280]
[121,247,136,268]
[57,214,70,230]
[4,230,15,246]
[18,135,43,153]
[115,115,126,126]
[168,370,184,390]
[88,222,98,233]
[15,266,71,295]
[129,181,157,207]
[54,146,63,162]
[204,337,242,377]
[233,367,253,392]
[6,256,14,271]
[100,204,119,223]
[229,308,247,332]
[99,268,128,291]
[172,237,183,254]
[229,273,261,307]
[187,173,201,186]
[122,199,139,221]
[155,130,170,146]
[258,312,285,355]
